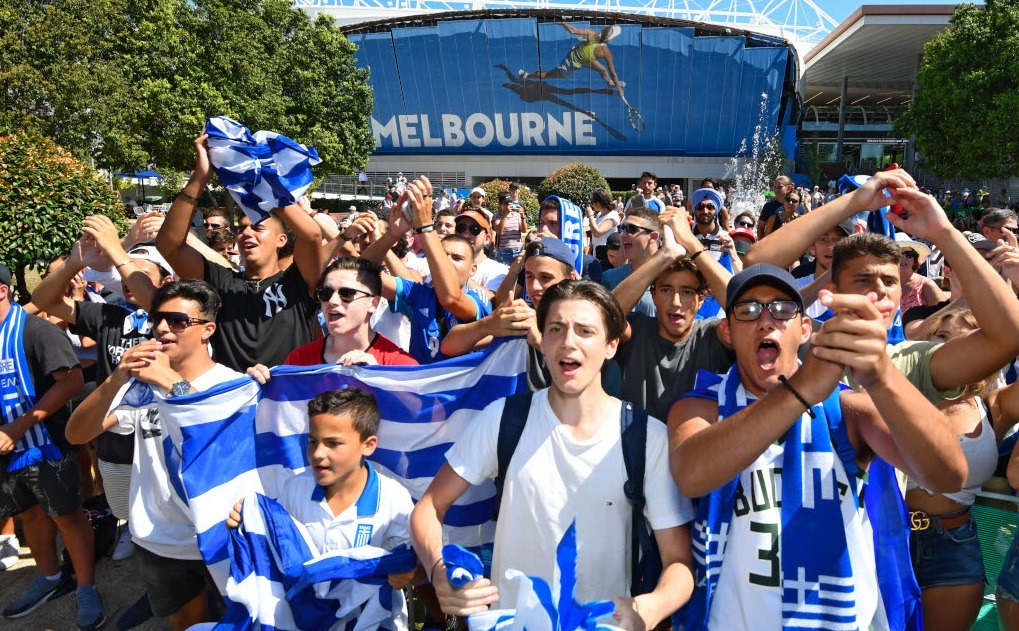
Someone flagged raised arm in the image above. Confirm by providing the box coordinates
[409,179,479,321]
[155,134,212,279]
[660,207,732,307]
[85,215,160,310]
[275,203,326,290]
[745,169,917,268]
[887,188,1019,390]
[812,291,966,492]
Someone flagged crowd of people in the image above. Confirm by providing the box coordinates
[4,135,1019,631]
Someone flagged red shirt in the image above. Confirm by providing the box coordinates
[284,334,418,367]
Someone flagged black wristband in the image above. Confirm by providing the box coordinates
[777,375,816,418]
[690,248,707,262]
[176,190,198,204]
[414,224,435,235]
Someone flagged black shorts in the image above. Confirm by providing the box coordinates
[0,451,81,519]
[135,545,211,617]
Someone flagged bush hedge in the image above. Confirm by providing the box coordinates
[478,179,540,226]
[538,164,610,210]
[0,134,126,302]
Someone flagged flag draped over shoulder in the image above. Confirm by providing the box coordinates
[204,116,322,224]
[158,340,530,630]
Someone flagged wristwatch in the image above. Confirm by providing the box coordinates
[169,380,192,398]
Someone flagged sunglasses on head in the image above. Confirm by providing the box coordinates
[619,223,652,235]
[150,311,211,332]
[730,300,801,322]
[315,286,374,303]
[455,223,485,237]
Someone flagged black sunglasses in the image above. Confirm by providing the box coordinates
[696,203,716,211]
[785,197,801,204]
[902,251,919,260]
[455,223,485,237]
[619,223,652,235]
[315,286,374,303]
[736,220,755,228]
[731,300,801,322]
[150,311,211,332]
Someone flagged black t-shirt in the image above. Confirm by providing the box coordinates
[617,315,734,420]
[11,315,80,452]
[759,199,783,228]
[204,261,318,372]
[74,301,151,464]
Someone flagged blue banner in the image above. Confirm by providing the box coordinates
[355,18,794,156]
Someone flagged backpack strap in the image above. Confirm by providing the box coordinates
[493,391,533,520]
[621,401,660,597]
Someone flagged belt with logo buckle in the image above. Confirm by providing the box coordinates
[909,508,970,531]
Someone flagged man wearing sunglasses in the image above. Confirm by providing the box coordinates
[67,280,243,631]
[455,210,508,300]
[157,134,327,373]
[668,264,965,631]
[600,206,660,317]
[690,188,729,262]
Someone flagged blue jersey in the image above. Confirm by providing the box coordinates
[391,277,492,364]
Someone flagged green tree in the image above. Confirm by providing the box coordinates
[478,180,540,226]
[0,0,146,169]
[0,135,126,302]
[538,164,610,210]
[895,1,1019,180]
[1,0,373,177]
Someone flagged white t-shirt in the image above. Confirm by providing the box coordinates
[109,363,243,560]
[446,390,693,606]
[405,254,431,282]
[795,273,831,319]
[473,257,509,292]
[591,210,621,249]
[708,439,880,630]
[371,297,412,352]
[277,465,413,556]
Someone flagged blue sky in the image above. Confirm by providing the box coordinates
[816,0,982,24]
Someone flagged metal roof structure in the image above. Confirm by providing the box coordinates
[294,0,838,50]
[801,4,956,108]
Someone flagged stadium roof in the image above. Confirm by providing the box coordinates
[801,4,956,108]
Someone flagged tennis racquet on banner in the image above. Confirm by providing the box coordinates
[622,97,646,133]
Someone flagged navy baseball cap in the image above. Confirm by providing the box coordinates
[525,237,576,271]
[726,264,803,311]
[0,263,10,287]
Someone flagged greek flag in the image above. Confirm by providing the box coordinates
[204,116,322,224]
[447,522,622,631]
[160,340,530,629]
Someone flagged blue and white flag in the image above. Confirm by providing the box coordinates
[158,340,530,629]
[456,522,622,631]
[204,116,322,224]
[546,196,584,276]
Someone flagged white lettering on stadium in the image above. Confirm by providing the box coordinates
[372,113,597,149]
